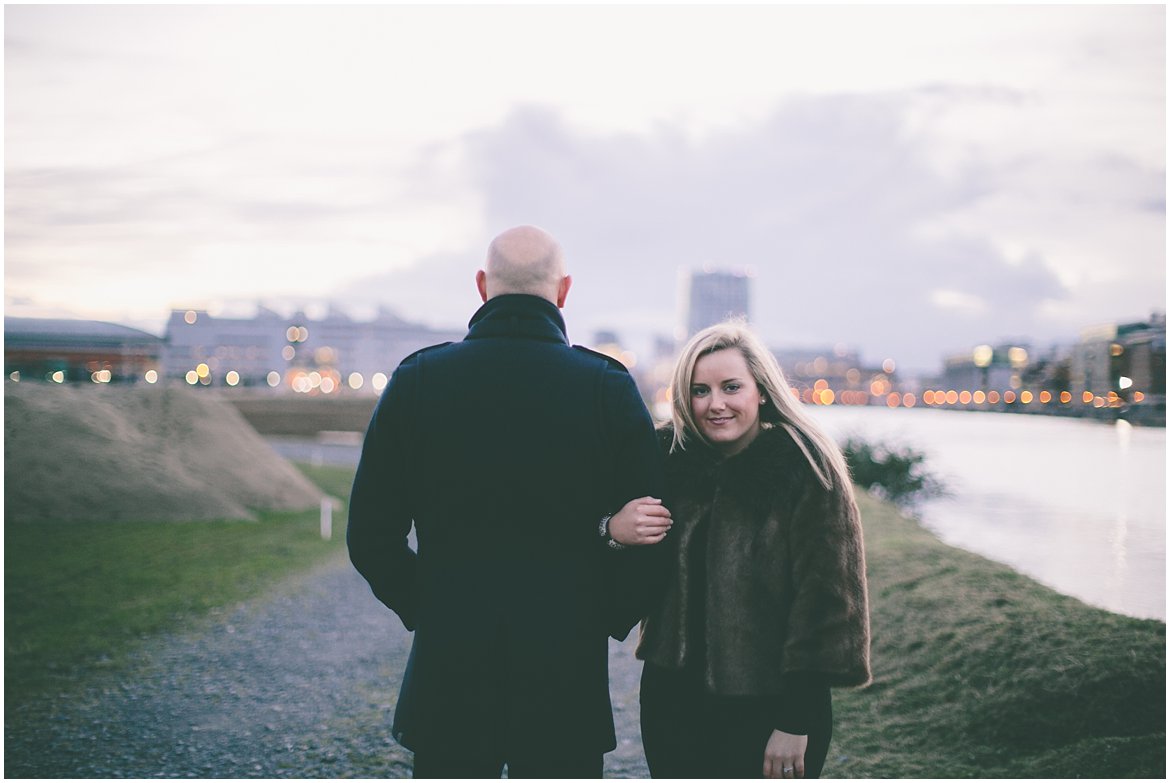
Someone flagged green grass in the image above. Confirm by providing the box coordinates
[829,494,1166,778]
[4,463,355,711]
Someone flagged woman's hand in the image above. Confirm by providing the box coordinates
[608,496,672,546]
[763,729,807,778]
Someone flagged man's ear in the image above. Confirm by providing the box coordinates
[555,274,572,308]
[475,269,489,303]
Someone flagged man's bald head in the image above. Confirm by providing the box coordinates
[476,225,571,307]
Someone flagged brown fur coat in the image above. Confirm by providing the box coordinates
[636,424,871,694]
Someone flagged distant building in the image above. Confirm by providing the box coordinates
[4,317,162,384]
[1072,313,1166,405]
[683,269,750,337]
[164,305,464,394]
[939,342,1032,394]
[773,346,894,406]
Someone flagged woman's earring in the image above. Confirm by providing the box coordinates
[760,397,766,405]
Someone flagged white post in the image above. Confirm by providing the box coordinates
[320,497,334,540]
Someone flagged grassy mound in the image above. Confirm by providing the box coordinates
[4,383,322,523]
[830,494,1166,778]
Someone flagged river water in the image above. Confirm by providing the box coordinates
[806,407,1166,622]
[271,408,1166,622]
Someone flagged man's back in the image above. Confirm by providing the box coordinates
[348,293,662,761]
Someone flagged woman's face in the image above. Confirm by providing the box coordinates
[690,348,763,456]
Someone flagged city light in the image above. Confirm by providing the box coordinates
[923,390,935,404]
[9,371,19,382]
[1083,391,1094,403]
[225,371,240,386]
[284,325,310,343]
[51,371,64,383]
[882,358,896,374]
[1119,376,1133,390]
[267,371,281,387]
[145,370,158,384]
[320,377,336,394]
[958,391,972,405]
[1134,391,1146,402]
[282,345,296,361]
[972,390,986,404]
[1020,391,1033,404]
[1039,390,1052,404]
[372,372,389,392]
[184,310,197,325]
[196,363,210,379]
[987,391,1000,404]
[1060,391,1072,404]
[1003,390,1016,404]
[186,371,199,384]
[348,372,364,390]
[885,392,900,408]
[902,393,916,407]
[972,345,993,368]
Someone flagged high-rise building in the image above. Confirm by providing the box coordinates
[683,269,750,338]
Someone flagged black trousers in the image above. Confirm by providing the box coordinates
[411,749,603,779]
[640,663,833,779]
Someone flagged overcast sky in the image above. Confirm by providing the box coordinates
[4,4,1165,371]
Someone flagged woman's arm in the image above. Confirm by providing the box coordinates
[781,483,871,686]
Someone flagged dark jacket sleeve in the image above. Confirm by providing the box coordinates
[598,366,667,641]
[347,359,420,631]
[781,480,872,687]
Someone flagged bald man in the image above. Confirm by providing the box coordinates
[348,226,665,778]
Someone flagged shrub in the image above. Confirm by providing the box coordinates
[840,435,945,506]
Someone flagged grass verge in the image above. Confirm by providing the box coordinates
[829,494,1166,778]
[4,463,355,712]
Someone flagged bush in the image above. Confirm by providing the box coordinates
[840,435,945,506]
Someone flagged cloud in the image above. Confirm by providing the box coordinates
[338,90,1119,370]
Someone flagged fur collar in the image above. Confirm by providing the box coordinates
[659,422,817,515]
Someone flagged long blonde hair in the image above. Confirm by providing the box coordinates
[670,320,853,494]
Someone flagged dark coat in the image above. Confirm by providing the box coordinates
[637,424,871,694]
[347,294,664,757]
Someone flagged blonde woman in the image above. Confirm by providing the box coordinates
[607,321,871,779]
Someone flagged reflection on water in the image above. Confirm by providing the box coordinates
[808,407,1166,621]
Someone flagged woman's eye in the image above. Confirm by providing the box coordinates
[691,386,709,397]
[724,383,741,393]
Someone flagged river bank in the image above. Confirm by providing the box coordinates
[830,493,1164,777]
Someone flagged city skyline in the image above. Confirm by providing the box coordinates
[5,5,1165,372]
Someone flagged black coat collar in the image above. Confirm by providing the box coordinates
[465,294,569,345]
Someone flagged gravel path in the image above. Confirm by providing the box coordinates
[4,554,650,779]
